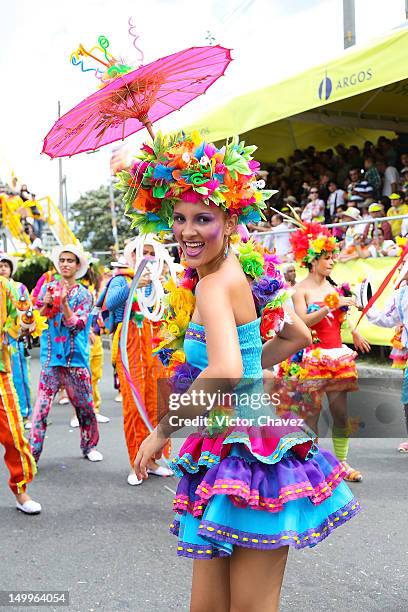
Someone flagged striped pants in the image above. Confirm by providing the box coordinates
[0,372,36,494]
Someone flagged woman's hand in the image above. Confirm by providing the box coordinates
[352,329,371,353]
[134,427,169,480]
[337,296,357,309]
[137,273,151,288]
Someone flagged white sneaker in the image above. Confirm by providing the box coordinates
[127,473,143,486]
[16,499,42,515]
[96,413,110,423]
[24,420,32,430]
[114,393,122,403]
[85,449,103,462]
[147,465,173,477]
[70,416,79,428]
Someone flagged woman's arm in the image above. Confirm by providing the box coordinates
[261,307,311,368]
[105,276,130,310]
[292,287,331,326]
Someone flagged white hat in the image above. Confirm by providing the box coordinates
[111,255,128,268]
[52,244,89,279]
[339,207,361,221]
[0,252,18,276]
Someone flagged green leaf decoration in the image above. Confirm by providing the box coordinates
[228,157,251,175]
[194,186,209,195]
[208,190,226,205]
[152,131,164,156]
[152,183,169,198]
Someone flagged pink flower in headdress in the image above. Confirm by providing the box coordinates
[215,162,226,174]
[131,160,149,176]
[240,196,257,207]
[141,143,154,154]
[248,159,261,174]
[263,252,280,275]
[204,178,219,193]
[204,143,217,158]
[181,189,202,203]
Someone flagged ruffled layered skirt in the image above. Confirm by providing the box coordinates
[300,345,358,392]
[170,430,360,559]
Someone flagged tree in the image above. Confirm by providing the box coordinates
[69,185,132,252]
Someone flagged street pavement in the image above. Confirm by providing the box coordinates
[1,351,408,612]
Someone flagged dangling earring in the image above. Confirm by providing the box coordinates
[178,246,185,265]
[224,236,230,258]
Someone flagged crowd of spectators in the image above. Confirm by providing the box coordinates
[252,135,408,261]
[0,176,45,251]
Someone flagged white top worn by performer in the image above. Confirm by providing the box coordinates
[366,264,408,453]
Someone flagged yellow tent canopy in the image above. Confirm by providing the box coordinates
[187,28,408,160]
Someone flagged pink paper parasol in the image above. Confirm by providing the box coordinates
[42,45,232,158]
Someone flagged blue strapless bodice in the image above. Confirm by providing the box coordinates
[184,318,263,378]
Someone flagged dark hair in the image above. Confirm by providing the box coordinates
[0,259,12,272]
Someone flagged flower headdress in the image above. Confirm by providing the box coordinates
[272,205,338,267]
[117,131,276,234]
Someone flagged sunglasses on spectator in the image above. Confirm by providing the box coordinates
[310,190,318,194]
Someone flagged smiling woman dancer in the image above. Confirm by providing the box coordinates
[120,133,361,611]
[284,221,370,482]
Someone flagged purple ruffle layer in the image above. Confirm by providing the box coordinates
[173,447,347,518]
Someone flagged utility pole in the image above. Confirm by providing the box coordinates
[343,0,356,49]
[108,177,119,253]
[406,0,408,19]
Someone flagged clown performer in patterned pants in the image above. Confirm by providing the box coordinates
[30,244,103,464]
[0,275,41,514]
[104,236,172,486]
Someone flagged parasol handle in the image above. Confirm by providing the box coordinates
[139,115,155,140]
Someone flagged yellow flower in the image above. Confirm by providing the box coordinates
[191,130,202,146]
[168,286,195,316]
[31,311,48,339]
[175,309,190,332]
[311,237,326,253]
[170,350,186,368]
[167,323,181,337]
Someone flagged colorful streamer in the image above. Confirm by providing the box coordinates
[119,258,154,433]
[128,17,144,65]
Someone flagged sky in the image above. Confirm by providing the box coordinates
[0,0,406,205]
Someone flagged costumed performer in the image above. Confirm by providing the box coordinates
[120,132,361,610]
[69,262,110,428]
[31,264,70,406]
[0,273,41,514]
[103,236,172,486]
[0,253,33,427]
[284,219,370,482]
[30,244,103,463]
[365,256,408,452]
